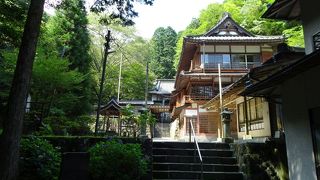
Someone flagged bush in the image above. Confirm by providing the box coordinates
[42,115,94,135]
[19,136,61,180]
[89,140,147,180]
[232,141,288,180]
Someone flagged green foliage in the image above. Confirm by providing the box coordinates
[150,26,177,79]
[91,0,154,26]
[19,136,61,180]
[89,140,147,180]
[42,115,94,136]
[283,25,305,47]
[0,50,17,103]
[139,110,157,126]
[232,141,289,180]
[88,16,155,101]
[31,55,85,116]
[0,0,29,48]
[120,104,139,137]
[174,0,304,67]
[44,0,93,115]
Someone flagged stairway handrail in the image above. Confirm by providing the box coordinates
[189,119,204,180]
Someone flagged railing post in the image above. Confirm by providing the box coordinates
[189,120,191,142]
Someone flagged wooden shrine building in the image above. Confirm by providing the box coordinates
[100,98,121,134]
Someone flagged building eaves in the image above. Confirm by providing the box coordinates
[241,49,320,96]
[185,35,284,43]
[262,0,300,20]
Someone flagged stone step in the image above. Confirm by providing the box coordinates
[153,142,230,149]
[153,162,239,172]
[153,148,233,157]
[153,170,244,180]
[153,155,237,164]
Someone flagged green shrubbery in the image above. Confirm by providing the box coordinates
[233,141,289,180]
[89,140,147,180]
[40,115,94,136]
[19,137,61,180]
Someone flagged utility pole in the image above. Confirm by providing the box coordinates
[140,60,149,137]
[95,30,111,135]
[117,53,123,102]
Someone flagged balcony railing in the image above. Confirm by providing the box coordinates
[185,95,213,103]
[204,62,261,69]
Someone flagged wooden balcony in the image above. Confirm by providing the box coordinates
[183,95,213,105]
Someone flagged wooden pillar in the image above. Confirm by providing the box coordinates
[244,96,250,135]
[102,115,106,131]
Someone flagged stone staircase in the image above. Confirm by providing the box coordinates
[152,142,243,180]
[154,122,171,138]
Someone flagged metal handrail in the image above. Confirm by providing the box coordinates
[189,119,204,180]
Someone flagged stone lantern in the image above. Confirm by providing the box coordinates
[221,108,233,142]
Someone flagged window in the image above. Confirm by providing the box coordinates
[201,54,231,68]
[186,117,198,134]
[231,54,261,69]
[201,53,261,69]
[191,86,213,98]
[237,97,264,132]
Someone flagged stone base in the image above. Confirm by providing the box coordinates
[243,134,252,140]
[221,137,234,143]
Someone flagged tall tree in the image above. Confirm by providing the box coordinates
[0,1,45,179]
[46,0,93,116]
[150,27,177,79]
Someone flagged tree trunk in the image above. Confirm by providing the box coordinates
[0,1,45,179]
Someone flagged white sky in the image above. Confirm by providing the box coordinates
[46,0,223,39]
[133,0,222,39]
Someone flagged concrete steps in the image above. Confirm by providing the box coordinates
[152,142,243,180]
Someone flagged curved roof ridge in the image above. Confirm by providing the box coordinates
[204,12,254,37]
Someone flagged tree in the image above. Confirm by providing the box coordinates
[91,0,154,25]
[88,14,155,102]
[0,0,29,49]
[31,55,85,116]
[45,0,93,116]
[150,27,177,79]
[0,1,45,179]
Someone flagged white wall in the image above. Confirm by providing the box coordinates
[236,97,272,138]
[280,65,320,180]
[300,0,320,54]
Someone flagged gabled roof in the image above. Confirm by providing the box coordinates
[204,12,253,37]
[100,98,121,115]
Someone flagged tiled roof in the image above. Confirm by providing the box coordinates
[204,12,253,37]
[185,35,284,43]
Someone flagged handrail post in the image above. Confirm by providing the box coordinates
[189,120,191,142]
[189,119,204,180]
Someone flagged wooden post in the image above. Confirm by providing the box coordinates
[244,96,250,135]
[218,64,223,138]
